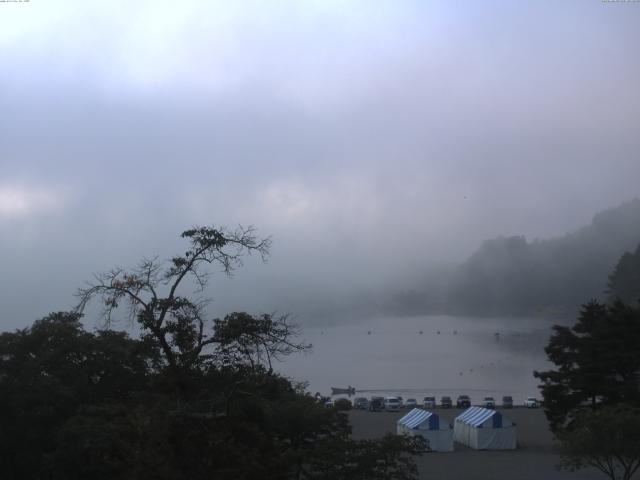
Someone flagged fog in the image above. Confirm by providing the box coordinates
[1,1,640,329]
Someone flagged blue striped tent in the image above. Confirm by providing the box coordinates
[397,408,453,452]
[453,406,517,450]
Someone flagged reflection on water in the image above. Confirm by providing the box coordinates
[276,315,561,404]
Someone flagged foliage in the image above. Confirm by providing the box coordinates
[557,405,640,480]
[534,300,640,432]
[0,315,422,479]
[334,398,353,411]
[0,312,156,479]
[213,311,305,372]
[607,242,640,306]
[301,434,426,480]
[1,225,423,480]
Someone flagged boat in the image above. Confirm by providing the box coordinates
[331,386,356,395]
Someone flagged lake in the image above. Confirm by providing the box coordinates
[276,315,562,405]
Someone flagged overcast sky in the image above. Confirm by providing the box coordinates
[1,0,639,329]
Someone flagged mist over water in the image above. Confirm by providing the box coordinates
[2,2,640,331]
[277,315,557,404]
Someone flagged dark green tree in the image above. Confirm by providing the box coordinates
[557,405,640,480]
[534,300,640,432]
[0,312,155,479]
[607,243,640,306]
[301,434,425,480]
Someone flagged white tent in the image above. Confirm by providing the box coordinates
[396,408,454,452]
[453,406,517,450]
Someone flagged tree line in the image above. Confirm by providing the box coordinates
[2,221,639,480]
[446,199,640,315]
[535,242,640,480]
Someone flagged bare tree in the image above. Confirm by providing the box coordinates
[76,225,273,372]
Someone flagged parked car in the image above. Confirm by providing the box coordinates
[384,397,401,412]
[396,396,404,408]
[405,398,418,409]
[369,396,384,412]
[502,395,514,408]
[423,396,436,409]
[324,399,335,409]
[482,397,495,409]
[353,397,369,410]
[456,395,471,408]
[441,396,453,408]
[525,397,539,408]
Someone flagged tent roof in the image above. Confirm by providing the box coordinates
[455,406,502,427]
[398,408,436,429]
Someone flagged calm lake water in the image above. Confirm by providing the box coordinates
[276,315,561,405]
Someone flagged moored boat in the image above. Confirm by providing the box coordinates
[331,386,356,395]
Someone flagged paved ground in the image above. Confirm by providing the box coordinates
[349,408,607,480]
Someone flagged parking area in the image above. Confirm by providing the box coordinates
[348,408,604,480]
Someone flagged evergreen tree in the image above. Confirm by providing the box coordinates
[534,300,640,432]
[607,243,640,305]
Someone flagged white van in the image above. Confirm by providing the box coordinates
[525,397,539,408]
[384,397,401,412]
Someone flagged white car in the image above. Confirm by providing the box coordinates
[405,398,418,409]
[525,397,539,408]
[423,396,436,409]
[324,399,335,409]
[384,397,401,412]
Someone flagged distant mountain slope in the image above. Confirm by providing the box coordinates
[445,199,640,316]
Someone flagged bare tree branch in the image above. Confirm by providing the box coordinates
[74,225,277,378]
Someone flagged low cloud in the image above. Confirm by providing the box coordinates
[0,1,639,329]
[0,184,65,218]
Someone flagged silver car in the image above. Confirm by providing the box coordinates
[423,396,436,409]
[384,397,401,412]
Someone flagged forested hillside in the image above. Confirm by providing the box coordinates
[444,199,640,316]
